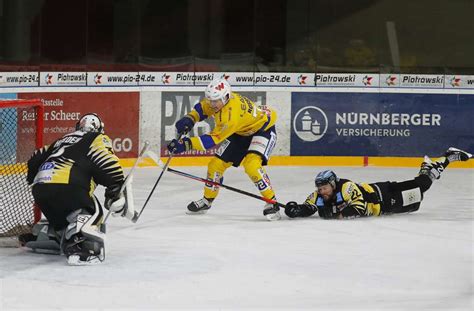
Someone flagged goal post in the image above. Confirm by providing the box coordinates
[0,98,44,240]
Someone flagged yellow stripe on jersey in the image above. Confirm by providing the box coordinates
[49,159,74,184]
[340,182,367,216]
[358,183,381,216]
[88,134,123,182]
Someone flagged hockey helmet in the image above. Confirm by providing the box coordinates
[76,113,104,133]
[315,170,338,189]
[205,78,231,104]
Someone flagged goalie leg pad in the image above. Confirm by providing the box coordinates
[24,220,62,255]
[63,198,105,265]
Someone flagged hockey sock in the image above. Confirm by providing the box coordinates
[203,157,232,200]
[242,153,276,200]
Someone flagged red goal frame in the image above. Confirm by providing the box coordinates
[0,98,44,224]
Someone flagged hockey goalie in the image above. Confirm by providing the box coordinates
[23,113,136,265]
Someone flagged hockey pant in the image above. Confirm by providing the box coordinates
[372,174,433,214]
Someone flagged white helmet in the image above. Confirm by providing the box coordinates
[205,78,231,104]
[76,113,104,133]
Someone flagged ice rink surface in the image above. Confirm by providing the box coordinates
[1,165,473,310]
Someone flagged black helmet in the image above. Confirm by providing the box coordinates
[315,170,338,189]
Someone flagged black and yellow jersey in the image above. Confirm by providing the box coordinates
[300,179,382,219]
[186,92,277,150]
[27,131,124,194]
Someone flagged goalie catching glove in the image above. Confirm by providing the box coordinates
[104,178,136,221]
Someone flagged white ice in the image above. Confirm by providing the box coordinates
[1,165,473,310]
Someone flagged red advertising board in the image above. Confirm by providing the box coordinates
[18,92,139,157]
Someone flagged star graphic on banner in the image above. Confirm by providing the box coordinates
[298,75,308,85]
[450,77,461,87]
[162,74,171,84]
[94,74,102,84]
[45,74,53,85]
[385,75,397,86]
[362,75,373,85]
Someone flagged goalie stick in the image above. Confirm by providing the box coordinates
[103,141,150,224]
[131,135,183,223]
[146,150,286,208]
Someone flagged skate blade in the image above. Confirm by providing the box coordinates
[185,210,208,215]
[67,255,103,266]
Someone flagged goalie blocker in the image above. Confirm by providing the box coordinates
[105,177,137,221]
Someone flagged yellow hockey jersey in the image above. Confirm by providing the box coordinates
[186,92,277,150]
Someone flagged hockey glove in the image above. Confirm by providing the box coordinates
[317,205,338,219]
[176,116,195,135]
[284,201,302,218]
[167,137,192,154]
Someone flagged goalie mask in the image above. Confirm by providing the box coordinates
[205,78,231,104]
[76,113,104,133]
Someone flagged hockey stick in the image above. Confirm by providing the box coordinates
[103,141,150,224]
[131,135,182,223]
[146,150,286,208]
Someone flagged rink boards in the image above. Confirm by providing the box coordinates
[1,85,473,167]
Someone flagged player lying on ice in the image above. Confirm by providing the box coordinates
[167,77,281,220]
[284,148,472,219]
[23,113,136,265]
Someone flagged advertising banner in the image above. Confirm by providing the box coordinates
[291,92,474,157]
[0,72,39,87]
[87,72,139,86]
[444,75,474,89]
[399,74,444,88]
[140,72,220,86]
[315,73,379,87]
[160,91,267,156]
[253,73,315,87]
[2,71,474,89]
[219,72,254,86]
[379,74,400,87]
[39,72,87,87]
[17,92,139,158]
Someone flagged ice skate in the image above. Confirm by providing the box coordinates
[444,147,472,163]
[186,197,213,214]
[64,235,105,266]
[67,249,105,266]
[263,202,281,221]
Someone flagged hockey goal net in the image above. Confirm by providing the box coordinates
[0,99,43,240]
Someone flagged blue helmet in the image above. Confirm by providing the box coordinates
[315,170,338,189]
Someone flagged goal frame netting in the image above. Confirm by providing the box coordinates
[0,98,44,245]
